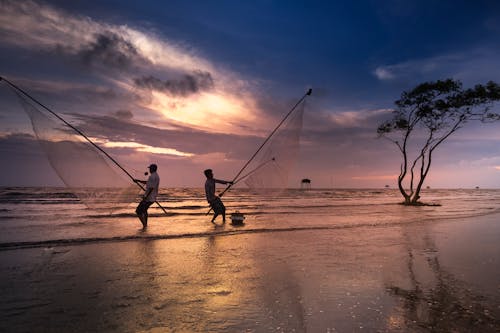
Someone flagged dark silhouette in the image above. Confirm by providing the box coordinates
[134,164,160,228]
[300,178,311,189]
[204,169,233,224]
[377,79,500,205]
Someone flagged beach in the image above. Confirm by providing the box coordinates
[0,188,499,332]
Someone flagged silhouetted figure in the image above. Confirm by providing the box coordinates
[134,164,160,229]
[204,169,233,224]
[301,178,311,190]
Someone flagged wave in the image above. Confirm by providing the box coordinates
[0,225,381,251]
[3,209,500,251]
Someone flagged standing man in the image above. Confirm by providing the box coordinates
[134,164,160,229]
[204,169,233,224]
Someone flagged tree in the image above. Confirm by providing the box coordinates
[377,79,500,205]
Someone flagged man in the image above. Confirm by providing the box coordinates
[134,164,160,229]
[204,169,233,224]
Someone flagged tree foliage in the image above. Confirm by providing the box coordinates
[377,79,500,204]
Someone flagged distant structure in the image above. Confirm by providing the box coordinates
[301,178,311,190]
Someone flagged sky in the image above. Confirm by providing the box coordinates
[1,0,500,188]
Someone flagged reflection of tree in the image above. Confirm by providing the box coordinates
[386,228,499,332]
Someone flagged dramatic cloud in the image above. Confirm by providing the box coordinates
[77,32,145,70]
[0,1,211,73]
[134,71,214,96]
[68,112,261,159]
[0,0,266,135]
[3,1,499,187]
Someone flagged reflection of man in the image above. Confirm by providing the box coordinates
[204,169,232,224]
[134,164,160,229]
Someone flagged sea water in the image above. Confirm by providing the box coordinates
[1,187,500,332]
[1,187,499,248]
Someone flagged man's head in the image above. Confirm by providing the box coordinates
[204,169,213,179]
[148,164,158,173]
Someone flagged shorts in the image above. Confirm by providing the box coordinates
[209,197,225,214]
[136,200,153,215]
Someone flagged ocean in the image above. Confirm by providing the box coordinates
[1,187,500,249]
[1,187,500,332]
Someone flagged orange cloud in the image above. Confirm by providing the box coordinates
[148,90,262,135]
[103,141,193,157]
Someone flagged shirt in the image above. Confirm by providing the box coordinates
[145,172,160,202]
[205,178,227,203]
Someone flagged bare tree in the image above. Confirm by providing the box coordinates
[377,79,500,205]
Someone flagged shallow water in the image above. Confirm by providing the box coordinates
[0,187,499,332]
[1,187,500,248]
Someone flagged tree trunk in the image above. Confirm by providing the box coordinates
[398,176,411,204]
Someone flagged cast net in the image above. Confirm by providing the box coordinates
[13,90,141,213]
[243,100,305,191]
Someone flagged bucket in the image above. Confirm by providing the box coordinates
[230,211,245,225]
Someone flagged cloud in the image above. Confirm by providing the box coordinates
[0,0,267,135]
[100,141,193,157]
[373,55,457,81]
[373,68,395,80]
[372,48,500,84]
[77,32,146,70]
[134,71,214,96]
[0,1,198,70]
[328,109,392,129]
[67,112,261,159]
[113,110,134,120]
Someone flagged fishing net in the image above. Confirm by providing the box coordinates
[14,90,141,212]
[243,100,305,191]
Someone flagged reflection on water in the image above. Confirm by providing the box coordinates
[386,222,500,332]
[0,188,499,331]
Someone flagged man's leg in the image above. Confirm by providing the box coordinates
[142,210,148,228]
[221,201,226,223]
[136,201,148,228]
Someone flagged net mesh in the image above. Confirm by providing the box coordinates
[15,91,141,212]
[244,100,305,191]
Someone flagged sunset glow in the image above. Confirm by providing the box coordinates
[0,0,499,188]
[149,90,262,134]
[2,3,500,333]
[103,141,193,157]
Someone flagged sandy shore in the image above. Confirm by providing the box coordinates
[0,213,499,332]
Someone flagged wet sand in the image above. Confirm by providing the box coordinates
[0,213,499,332]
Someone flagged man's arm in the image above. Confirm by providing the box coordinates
[134,179,154,200]
[214,178,234,185]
